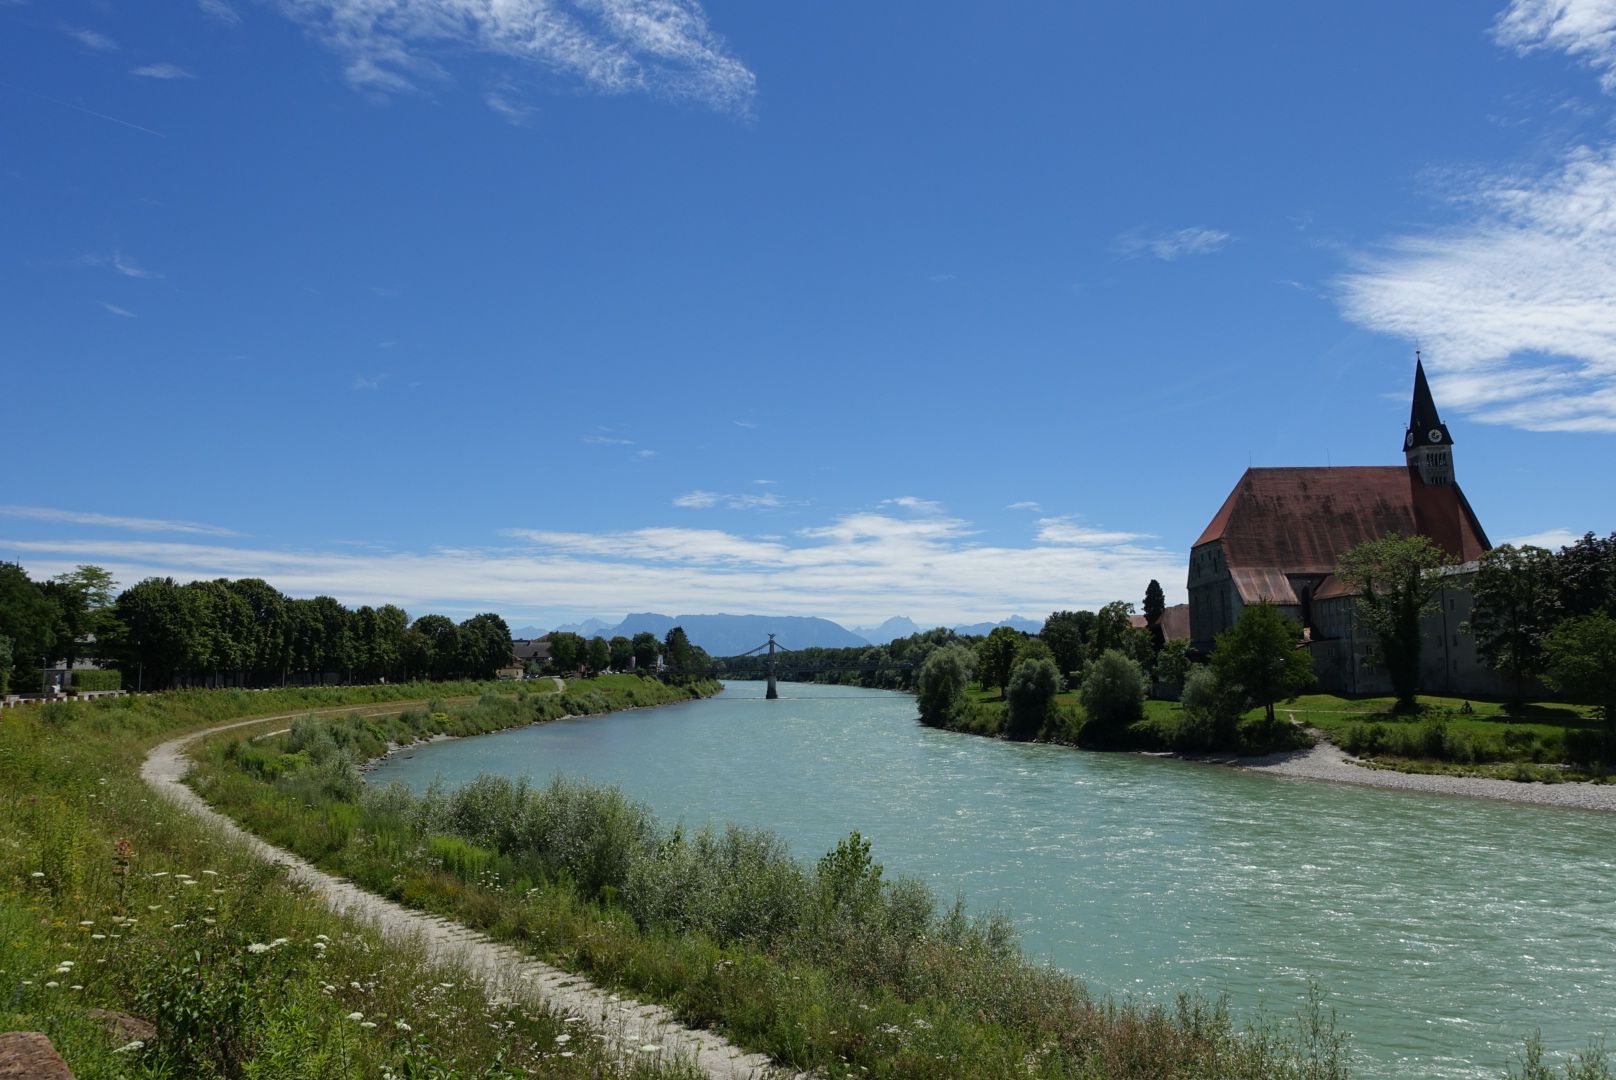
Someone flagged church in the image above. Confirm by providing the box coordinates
[1187,358,1507,696]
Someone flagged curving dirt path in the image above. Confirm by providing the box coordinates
[141,704,794,1080]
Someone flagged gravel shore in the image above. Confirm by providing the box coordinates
[1221,722,1616,812]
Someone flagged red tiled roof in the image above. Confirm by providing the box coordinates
[1129,604,1191,641]
[1193,467,1489,574]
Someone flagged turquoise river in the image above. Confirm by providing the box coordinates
[369,681,1616,1078]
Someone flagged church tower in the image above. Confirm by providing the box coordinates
[1404,354,1454,486]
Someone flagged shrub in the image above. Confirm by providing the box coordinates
[1005,656,1060,740]
[915,644,976,726]
[1078,649,1146,745]
[71,668,122,692]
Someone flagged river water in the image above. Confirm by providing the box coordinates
[370,681,1616,1078]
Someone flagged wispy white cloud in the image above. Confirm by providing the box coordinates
[352,373,387,391]
[483,89,535,125]
[1501,527,1585,549]
[636,449,658,459]
[1036,517,1153,546]
[674,490,781,510]
[882,496,943,514]
[582,433,634,446]
[1007,501,1042,512]
[273,0,757,114]
[66,26,119,51]
[200,0,242,23]
[0,507,1178,626]
[81,252,164,280]
[132,63,195,79]
[0,505,239,537]
[101,302,137,318]
[1337,143,1616,432]
[1117,226,1232,261]
[1495,0,1616,92]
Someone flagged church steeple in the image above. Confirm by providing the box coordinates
[1404,353,1455,486]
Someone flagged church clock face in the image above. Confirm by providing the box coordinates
[1405,432,1414,448]
[1428,428,1443,443]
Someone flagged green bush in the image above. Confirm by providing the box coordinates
[1078,649,1147,745]
[71,668,122,691]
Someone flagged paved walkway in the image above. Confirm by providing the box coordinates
[141,705,793,1080]
[1227,719,1616,812]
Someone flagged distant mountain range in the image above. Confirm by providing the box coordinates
[524,612,1045,654]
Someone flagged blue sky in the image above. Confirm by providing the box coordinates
[3,0,1614,631]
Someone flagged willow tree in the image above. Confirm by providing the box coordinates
[1337,534,1452,712]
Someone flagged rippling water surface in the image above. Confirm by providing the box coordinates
[370,681,1616,1078]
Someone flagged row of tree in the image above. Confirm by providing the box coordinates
[0,563,516,692]
[543,627,713,680]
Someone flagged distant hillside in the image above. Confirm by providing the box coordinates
[952,615,1042,637]
[849,616,922,645]
[608,613,870,657]
[551,617,617,637]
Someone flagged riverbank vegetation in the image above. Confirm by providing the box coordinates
[187,686,1361,1079]
[0,679,705,1079]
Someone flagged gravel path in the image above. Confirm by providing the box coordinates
[141,705,794,1080]
[1224,718,1616,812]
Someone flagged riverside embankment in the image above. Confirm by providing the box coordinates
[373,679,1616,1080]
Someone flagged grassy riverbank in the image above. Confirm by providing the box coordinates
[0,680,704,1079]
[182,684,1368,1079]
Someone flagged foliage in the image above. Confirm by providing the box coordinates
[1040,610,1089,679]
[1466,545,1559,702]
[1543,613,1616,730]
[71,668,122,692]
[1090,600,1136,658]
[0,562,61,692]
[915,643,976,725]
[1211,604,1316,723]
[1336,534,1453,711]
[609,634,633,671]
[0,680,699,1080]
[1155,639,1193,699]
[975,625,1024,697]
[1077,648,1146,744]
[1144,579,1166,625]
[631,631,660,671]
[1553,531,1616,621]
[1005,656,1060,740]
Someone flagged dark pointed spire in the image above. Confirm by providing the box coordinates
[1404,351,1451,451]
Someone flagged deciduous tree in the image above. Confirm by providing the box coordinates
[1077,648,1146,743]
[1336,534,1452,711]
[1006,656,1060,740]
[1465,545,1557,704]
[1039,611,1086,678]
[975,626,1022,697]
[916,643,976,726]
[1210,603,1315,723]
[1543,613,1616,732]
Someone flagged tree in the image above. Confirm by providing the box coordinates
[1553,531,1616,620]
[1089,601,1135,658]
[663,626,694,676]
[43,565,117,669]
[1155,638,1192,699]
[1039,611,1087,679]
[458,613,513,679]
[110,577,193,690]
[916,643,976,726]
[586,636,611,674]
[1465,545,1558,704]
[608,635,633,672]
[1143,579,1166,649]
[410,614,461,680]
[1005,656,1060,740]
[631,631,659,671]
[547,631,583,674]
[1077,648,1146,742]
[1336,534,1452,711]
[0,562,61,692]
[1209,603,1315,723]
[1543,613,1616,732]
[975,626,1022,698]
[226,578,288,684]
